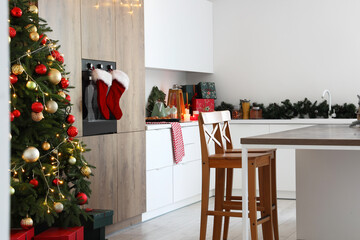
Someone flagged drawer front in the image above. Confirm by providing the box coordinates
[146,166,173,211]
[182,142,201,163]
[146,129,174,170]
[173,160,202,202]
[182,126,200,145]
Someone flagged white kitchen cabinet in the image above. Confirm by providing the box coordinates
[146,129,173,170]
[146,166,173,211]
[173,160,202,202]
[144,0,213,73]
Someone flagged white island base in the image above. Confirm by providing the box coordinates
[297,150,360,240]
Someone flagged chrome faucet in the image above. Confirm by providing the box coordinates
[322,89,336,118]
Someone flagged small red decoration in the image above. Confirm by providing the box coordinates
[51,50,60,59]
[9,27,16,38]
[12,109,21,118]
[60,78,69,89]
[67,126,78,137]
[76,192,88,205]
[85,208,93,212]
[65,94,71,104]
[10,7,22,18]
[66,115,75,124]
[52,178,60,186]
[35,64,47,75]
[10,112,14,122]
[68,137,74,141]
[39,34,48,45]
[29,179,38,188]
[31,102,43,113]
[10,74,18,84]
[57,55,64,64]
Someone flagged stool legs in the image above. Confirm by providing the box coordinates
[213,168,226,240]
[222,168,234,240]
[271,156,279,240]
[258,164,273,240]
[200,164,211,240]
[249,159,258,240]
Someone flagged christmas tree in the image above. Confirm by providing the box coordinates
[9,0,94,229]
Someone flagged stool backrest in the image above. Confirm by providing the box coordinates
[198,111,232,161]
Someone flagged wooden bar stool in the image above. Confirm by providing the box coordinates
[221,121,279,240]
[198,111,274,240]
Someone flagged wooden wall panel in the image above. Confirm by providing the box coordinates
[115,2,146,132]
[38,0,83,135]
[81,0,116,61]
[117,131,146,221]
[81,134,119,221]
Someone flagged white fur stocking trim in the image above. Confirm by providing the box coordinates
[91,69,112,86]
[112,70,129,91]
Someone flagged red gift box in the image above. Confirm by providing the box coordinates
[192,99,214,112]
[34,227,83,240]
[11,228,34,240]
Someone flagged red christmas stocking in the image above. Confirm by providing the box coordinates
[106,70,129,120]
[91,69,112,120]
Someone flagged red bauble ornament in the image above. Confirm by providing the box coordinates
[57,55,64,64]
[10,112,14,122]
[76,192,88,205]
[10,7,22,18]
[67,126,78,137]
[29,179,38,188]
[60,78,69,89]
[10,74,18,84]
[39,34,48,45]
[35,64,47,75]
[12,109,20,118]
[52,178,60,186]
[68,137,74,141]
[9,27,16,38]
[51,50,60,59]
[65,94,71,103]
[31,102,43,113]
[66,114,75,124]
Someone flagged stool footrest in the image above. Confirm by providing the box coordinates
[207,211,243,218]
[257,215,271,225]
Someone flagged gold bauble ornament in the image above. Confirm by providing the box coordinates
[31,111,44,122]
[20,217,33,230]
[26,81,37,90]
[42,142,51,151]
[81,166,92,178]
[47,55,55,61]
[22,146,40,163]
[68,156,76,165]
[29,5,39,14]
[58,91,66,98]
[29,32,39,42]
[45,100,58,114]
[25,24,37,33]
[54,202,64,213]
[48,61,53,66]
[10,186,15,195]
[48,68,61,85]
[11,64,24,75]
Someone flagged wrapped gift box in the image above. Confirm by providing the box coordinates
[192,99,215,112]
[83,209,113,240]
[11,228,34,240]
[34,227,83,240]
[196,82,217,99]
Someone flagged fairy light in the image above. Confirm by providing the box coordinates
[58,152,62,156]
[56,134,60,138]
[51,156,55,160]
[12,93,17,98]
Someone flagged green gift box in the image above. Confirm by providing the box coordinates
[83,209,114,240]
[197,82,217,99]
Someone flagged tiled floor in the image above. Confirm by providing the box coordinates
[107,198,296,240]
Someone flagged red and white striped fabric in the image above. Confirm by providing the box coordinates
[147,122,185,164]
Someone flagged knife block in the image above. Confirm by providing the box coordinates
[167,89,185,119]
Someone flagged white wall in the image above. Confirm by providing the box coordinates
[188,0,360,106]
[145,68,187,105]
[0,0,10,238]
[145,0,213,73]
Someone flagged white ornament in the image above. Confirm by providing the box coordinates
[22,146,40,163]
[54,202,64,213]
[68,156,76,165]
[10,186,15,195]
[45,100,58,114]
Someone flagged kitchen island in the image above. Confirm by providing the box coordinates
[241,124,360,240]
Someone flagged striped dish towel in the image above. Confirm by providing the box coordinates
[147,122,185,164]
